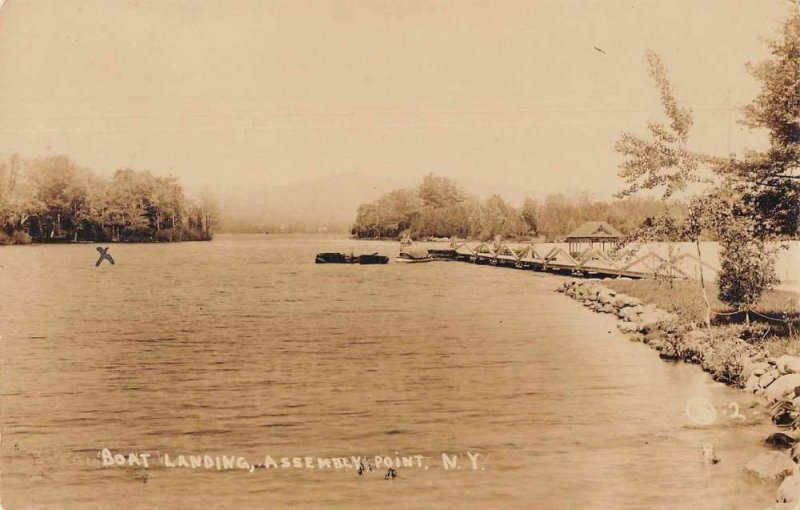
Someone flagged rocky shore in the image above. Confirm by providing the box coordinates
[557,279,800,509]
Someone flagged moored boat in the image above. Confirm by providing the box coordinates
[315,252,389,264]
[396,252,434,263]
[315,252,353,264]
[427,248,458,260]
[357,253,389,264]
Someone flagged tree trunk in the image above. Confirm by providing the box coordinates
[695,237,712,330]
[667,243,675,289]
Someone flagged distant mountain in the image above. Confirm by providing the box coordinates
[215,171,568,233]
[217,172,409,233]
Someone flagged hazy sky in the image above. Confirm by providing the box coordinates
[0,0,793,202]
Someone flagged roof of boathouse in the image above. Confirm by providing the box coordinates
[564,221,623,240]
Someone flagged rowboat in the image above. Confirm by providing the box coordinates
[396,251,434,263]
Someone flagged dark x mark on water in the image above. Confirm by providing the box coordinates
[95,247,115,267]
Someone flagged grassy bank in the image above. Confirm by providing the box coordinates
[602,279,799,357]
[558,278,800,504]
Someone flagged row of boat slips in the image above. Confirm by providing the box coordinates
[445,241,721,280]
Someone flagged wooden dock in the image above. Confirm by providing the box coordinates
[443,241,718,280]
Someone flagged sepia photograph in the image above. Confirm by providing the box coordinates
[1,0,799,508]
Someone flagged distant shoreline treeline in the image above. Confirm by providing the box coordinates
[0,154,218,245]
[351,174,686,241]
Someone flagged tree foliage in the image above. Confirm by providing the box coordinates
[685,185,779,311]
[707,13,800,308]
[617,14,800,315]
[723,13,800,238]
[714,194,779,311]
[0,154,217,244]
[616,50,706,200]
[351,174,677,241]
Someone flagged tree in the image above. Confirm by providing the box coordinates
[476,194,526,240]
[196,192,219,240]
[627,214,684,243]
[351,175,476,239]
[151,175,186,240]
[521,198,539,235]
[614,50,714,328]
[536,193,578,240]
[377,189,422,236]
[0,154,213,244]
[616,51,707,200]
[417,174,464,209]
[695,13,799,314]
[716,212,779,319]
[108,169,155,241]
[351,203,382,238]
[0,154,39,236]
[726,12,800,239]
[28,156,89,241]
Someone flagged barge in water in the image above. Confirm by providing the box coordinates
[315,252,389,264]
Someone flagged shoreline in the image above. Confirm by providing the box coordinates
[0,237,215,246]
[557,279,800,508]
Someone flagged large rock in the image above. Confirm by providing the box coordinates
[618,322,641,334]
[745,451,795,481]
[765,374,800,402]
[618,305,644,322]
[637,309,676,333]
[612,294,642,309]
[744,374,761,393]
[599,303,616,314]
[772,404,795,427]
[597,290,615,305]
[776,355,800,375]
[766,432,797,449]
[778,473,800,504]
[743,360,771,380]
[760,372,779,389]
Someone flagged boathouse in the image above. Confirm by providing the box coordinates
[564,221,623,256]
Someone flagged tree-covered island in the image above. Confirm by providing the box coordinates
[0,155,218,244]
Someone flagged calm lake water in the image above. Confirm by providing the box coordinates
[0,234,778,509]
